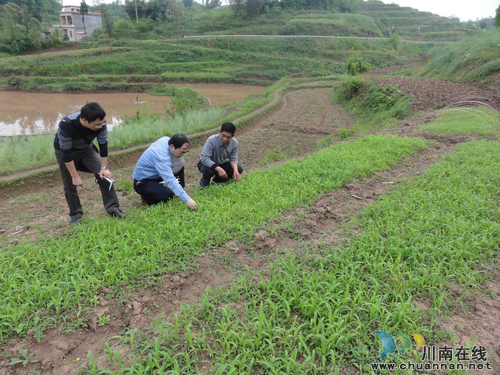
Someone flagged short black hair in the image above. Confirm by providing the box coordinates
[221,122,236,135]
[81,102,106,123]
[168,134,191,149]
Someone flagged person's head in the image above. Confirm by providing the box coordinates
[219,122,236,146]
[168,134,191,158]
[80,102,107,131]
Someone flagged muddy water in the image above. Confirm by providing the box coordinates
[0,84,267,136]
[0,92,170,136]
[176,83,267,106]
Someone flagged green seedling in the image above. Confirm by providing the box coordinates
[97,314,110,327]
[9,349,39,366]
[1,135,427,341]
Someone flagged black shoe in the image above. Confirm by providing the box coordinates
[109,209,126,219]
[69,216,81,225]
[200,178,210,189]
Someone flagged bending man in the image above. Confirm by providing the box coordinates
[54,102,126,224]
[197,122,243,188]
[133,134,198,210]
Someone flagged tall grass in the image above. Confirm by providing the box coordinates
[420,29,500,82]
[0,135,426,340]
[333,77,412,130]
[91,140,500,373]
[109,107,225,149]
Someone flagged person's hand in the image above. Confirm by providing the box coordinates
[217,167,227,179]
[99,169,112,179]
[234,170,241,182]
[72,175,83,187]
[186,198,198,211]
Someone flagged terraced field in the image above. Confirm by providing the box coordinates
[1,63,500,374]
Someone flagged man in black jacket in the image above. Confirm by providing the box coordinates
[54,102,125,224]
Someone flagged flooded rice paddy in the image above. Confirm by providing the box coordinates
[0,84,267,136]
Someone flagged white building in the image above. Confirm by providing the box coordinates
[49,5,102,41]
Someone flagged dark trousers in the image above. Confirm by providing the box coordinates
[55,146,120,219]
[197,160,243,188]
[133,167,185,206]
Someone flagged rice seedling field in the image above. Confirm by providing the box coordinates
[0,135,426,340]
[84,140,500,374]
[1,58,500,374]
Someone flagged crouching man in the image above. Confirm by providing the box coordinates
[132,134,198,210]
[197,122,243,188]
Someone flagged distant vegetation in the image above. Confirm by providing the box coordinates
[409,29,500,88]
[0,0,499,96]
[0,35,426,94]
[0,0,493,57]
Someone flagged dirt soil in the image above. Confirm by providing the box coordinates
[1,63,500,374]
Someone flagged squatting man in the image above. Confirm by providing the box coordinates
[133,134,198,211]
[197,122,243,188]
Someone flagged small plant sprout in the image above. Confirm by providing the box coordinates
[9,349,39,366]
[97,314,111,326]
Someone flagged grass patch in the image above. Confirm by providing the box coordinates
[333,77,412,131]
[0,135,426,340]
[419,107,500,136]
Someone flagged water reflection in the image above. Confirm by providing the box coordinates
[0,85,268,136]
[0,92,170,136]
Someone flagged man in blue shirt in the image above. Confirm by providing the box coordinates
[133,134,198,210]
[197,122,243,188]
[54,102,126,224]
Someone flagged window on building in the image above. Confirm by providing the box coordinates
[70,31,73,37]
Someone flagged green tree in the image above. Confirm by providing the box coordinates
[114,18,133,37]
[4,3,21,41]
[170,3,183,31]
[99,3,114,50]
[80,1,89,37]
[0,5,7,39]
[28,17,42,63]
[246,0,263,17]
[496,5,500,29]
[145,0,173,19]
[50,26,63,46]
[123,0,145,20]
[206,0,220,9]
[389,32,400,50]
[346,56,370,75]
[182,0,192,8]
[19,4,30,32]
[228,0,244,16]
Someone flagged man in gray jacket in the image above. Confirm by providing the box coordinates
[197,122,243,188]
